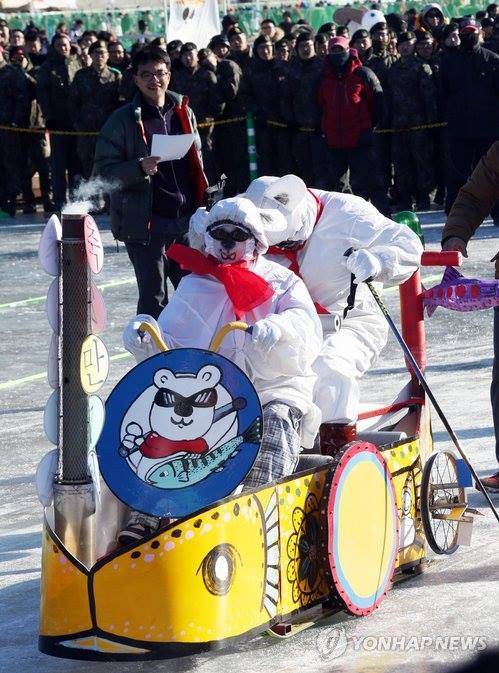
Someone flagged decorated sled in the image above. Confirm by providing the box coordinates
[37,214,475,660]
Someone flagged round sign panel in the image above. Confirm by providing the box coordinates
[47,333,59,389]
[88,394,105,449]
[80,334,109,394]
[84,215,104,274]
[90,283,106,334]
[38,214,62,276]
[325,442,399,616]
[45,278,60,333]
[96,349,262,518]
[43,389,59,445]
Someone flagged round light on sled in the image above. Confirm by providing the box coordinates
[199,543,239,596]
[214,555,229,582]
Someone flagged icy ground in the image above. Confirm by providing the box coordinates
[0,210,498,673]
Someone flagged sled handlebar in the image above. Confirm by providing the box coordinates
[421,251,462,267]
[138,322,169,353]
[210,321,252,353]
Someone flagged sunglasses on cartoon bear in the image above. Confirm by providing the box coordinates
[208,224,254,243]
[154,387,218,414]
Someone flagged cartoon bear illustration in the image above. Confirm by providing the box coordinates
[118,364,259,489]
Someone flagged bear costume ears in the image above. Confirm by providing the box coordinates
[153,365,222,390]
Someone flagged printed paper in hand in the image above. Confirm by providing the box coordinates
[151,134,195,162]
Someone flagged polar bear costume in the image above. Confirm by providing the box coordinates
[244,175,423,454]
[123,196,322,502]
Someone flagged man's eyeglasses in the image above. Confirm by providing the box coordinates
[139,70,169,82]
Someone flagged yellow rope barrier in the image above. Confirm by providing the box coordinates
[266,119,447,133]
[0,118,447,137]
[0,115,248,136]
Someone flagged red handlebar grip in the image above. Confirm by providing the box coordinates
[421,251,462,267]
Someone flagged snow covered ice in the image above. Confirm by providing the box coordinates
[0,210,498,672]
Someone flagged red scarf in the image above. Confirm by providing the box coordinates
[267,190,328,314]
[167,244,274,319]
[140,432,209,459]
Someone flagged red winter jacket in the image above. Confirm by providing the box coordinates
[317,51,383,150]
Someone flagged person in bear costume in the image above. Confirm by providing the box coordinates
[244,174,423,456]
[121,196,322,543]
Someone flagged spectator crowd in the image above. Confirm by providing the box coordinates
[0,3,498,220]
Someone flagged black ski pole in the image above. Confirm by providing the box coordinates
[366,279,499,524]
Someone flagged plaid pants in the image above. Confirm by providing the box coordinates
[243,401,303,490]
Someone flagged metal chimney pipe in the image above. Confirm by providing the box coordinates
[53,212,95,567]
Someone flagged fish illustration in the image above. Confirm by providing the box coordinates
[146,417,262,488]
[423,266,499,316]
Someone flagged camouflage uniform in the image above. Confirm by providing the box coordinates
[69,65,121,178]
[227,49,252,76]
[243,57,292,177]
[282,55,326,185]
[212,58,249,196]
[385,54,438,209]
[118,65,136,102]
[170,65,225,184]
[0,62,29,213]
[37,53,82,209]
[363,49,398,204]
[18,62,52,211]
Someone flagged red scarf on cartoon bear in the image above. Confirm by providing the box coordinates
[140,431,209,459]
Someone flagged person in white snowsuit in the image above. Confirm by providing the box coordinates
[123,196,322,503]
[244,175,423,454]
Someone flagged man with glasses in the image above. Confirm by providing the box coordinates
[93,45,207,319]
[69,40,121,181]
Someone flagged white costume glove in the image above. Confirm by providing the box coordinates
[251,319,282,353]
[344,249,382,284]
[188,207,209,251]
[123,314,161,363]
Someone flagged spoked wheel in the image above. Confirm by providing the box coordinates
[421,451,466,555]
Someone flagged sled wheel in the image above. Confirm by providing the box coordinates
[421,451,465,555]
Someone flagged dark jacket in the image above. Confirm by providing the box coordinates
[385,54,438,129]
[363,49,398,90]
[170,65,224,123]
[228,49,252,75]
[442,141,499,277]
[93,91,207,243]
[243,57,288,122]
[484,32,499,55]
[36,52,81,130]
[20,62,45,128]
[216,58,246,118]
[0,62,29,126]
[282,55,323,129]
[68,65,121,131]
[439,45,499,139]
[317,51,383,149]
